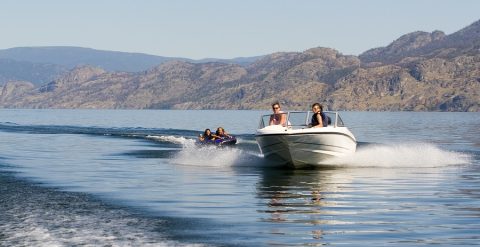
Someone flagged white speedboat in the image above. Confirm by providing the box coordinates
[255,111,356,167]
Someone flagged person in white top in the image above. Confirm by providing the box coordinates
[269,102,287,126]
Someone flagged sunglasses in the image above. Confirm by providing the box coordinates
[273,107,280,109]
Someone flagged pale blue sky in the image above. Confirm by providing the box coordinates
[1,0,479,59]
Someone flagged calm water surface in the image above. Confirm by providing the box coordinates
[0,109,479,246]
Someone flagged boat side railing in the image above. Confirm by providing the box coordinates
[258,111,345,129]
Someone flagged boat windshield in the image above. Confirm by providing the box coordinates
[258,111,344,129]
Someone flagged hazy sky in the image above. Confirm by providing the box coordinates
[1,0,479,59]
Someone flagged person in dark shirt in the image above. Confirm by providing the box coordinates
[199,128,216,142]
[310,103,328,128]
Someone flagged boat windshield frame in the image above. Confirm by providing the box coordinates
[258,111,345,129]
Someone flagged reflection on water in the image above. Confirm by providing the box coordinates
[254,165,480,246]
[256,168,351,245]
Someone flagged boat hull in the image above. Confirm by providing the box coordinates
[256,127,356,167]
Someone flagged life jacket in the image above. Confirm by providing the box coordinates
[312,112,330,127]
[203,133,215,141]
[321,112,331,127]
[311,112,320,126]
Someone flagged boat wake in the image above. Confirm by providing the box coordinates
[167,139,472,169]
[322,142,472,168]
[171,139,262,168]
[146,135,195,145]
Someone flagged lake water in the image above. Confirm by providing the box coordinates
[0,109,479,246]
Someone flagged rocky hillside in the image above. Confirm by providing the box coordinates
[359,31,446,64]
[360,19,480,64]
[1,20,479,111]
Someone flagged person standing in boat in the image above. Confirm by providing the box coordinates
[269,102,287,126]
[310,103,328,128]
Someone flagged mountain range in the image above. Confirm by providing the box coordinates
[0,47,261,86]
[1,19,479,111]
